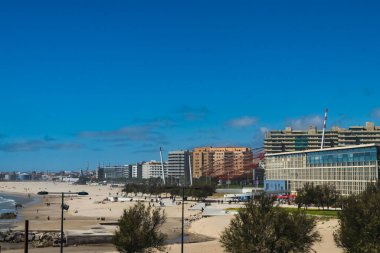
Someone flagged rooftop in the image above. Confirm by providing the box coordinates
[265,143,378,157]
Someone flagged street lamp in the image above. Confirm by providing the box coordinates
[166,186,200,253]
[37,191,89,253]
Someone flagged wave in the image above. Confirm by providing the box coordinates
[0,196,16,205]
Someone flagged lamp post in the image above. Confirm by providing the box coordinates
[171,186,200,253]
[37,191,88,253]
[181,187,185,253]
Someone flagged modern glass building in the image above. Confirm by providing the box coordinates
[97,165,132,182]
[265,144,379,195]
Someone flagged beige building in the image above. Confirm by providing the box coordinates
[265,122,380,154]
[192,147,253,179]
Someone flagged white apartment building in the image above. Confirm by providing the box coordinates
[131,163,142,179]
[142,160,167,179]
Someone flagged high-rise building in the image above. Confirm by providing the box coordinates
[192,147,253,179]
[131,163,143,179]
[264,122,380,154]
[142,160,168,180]
[167,150,192,185]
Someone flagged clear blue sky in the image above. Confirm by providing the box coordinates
[1,0,380,171]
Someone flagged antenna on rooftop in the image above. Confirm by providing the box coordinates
[321,108,328,149]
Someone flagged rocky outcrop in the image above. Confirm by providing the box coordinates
[0,231,65,247]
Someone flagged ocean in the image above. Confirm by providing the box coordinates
[0,193,35,229]
[0,195,17,213]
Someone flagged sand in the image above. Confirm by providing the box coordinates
[0,182,343,253]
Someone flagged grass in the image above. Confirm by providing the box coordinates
[281,207,340,217]
[224,207,340,218]
[216,185,244,189]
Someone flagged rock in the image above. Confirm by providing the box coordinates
[5,235,13,242]
[28,233,35,241]
[34,233,41,241]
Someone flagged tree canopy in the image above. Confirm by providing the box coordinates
[220,194,321,253]
[296,183,339,210]
[122,178,216,201]
[334,181,380,252]
[113,202,167,253]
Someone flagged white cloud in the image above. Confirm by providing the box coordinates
[286,115,323,129]
[227,116,258,128]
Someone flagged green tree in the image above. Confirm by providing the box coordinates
[113,202,167,253]
[296,183,316,210]
[334,181,380,252]
[187,183,216,201]
[296,183,339,210]
[220,194,320,253]
[319,184,339,210]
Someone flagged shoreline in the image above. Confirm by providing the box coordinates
[0,191,40,230]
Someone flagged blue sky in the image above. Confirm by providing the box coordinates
[1,0,380,171]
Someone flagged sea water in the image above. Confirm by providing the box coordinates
[0,193,35,229]
[0,195,17,213]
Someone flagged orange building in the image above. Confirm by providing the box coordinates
[192,147,253,179]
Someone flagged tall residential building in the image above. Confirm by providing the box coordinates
[142,160,168,180]
[265,144,380,195]
[338,122,380,146]
[131,163,143,179]
[97,165,131,182]
[264,122,380,154]
[192,147,253,179]
[167,150,192,185]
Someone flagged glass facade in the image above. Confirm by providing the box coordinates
[307,147,377,165]
[265,145,379,195]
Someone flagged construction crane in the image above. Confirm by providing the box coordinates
[159,147,166,184]
[321,108,328,149]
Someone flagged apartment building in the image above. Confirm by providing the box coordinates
[167,150,192,185]
[192,147,253,179]
[141,160,168,180]
[264,122,380,153]
[131,163,143,179]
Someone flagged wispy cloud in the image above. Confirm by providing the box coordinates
[79,124,169,146]
[371,108,380,118]
[227,116,258,128]
[362,87,377,97]
[0,139,83,152]
[176,106,209,121]
[285,115,323,129]
[43,135,57,142]
[132,148,161,154]
[80,126,153,141]
[133,117,176,128]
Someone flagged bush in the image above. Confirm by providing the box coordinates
[220,194,320,253]
[334,181,380,252]
[113,202,167,253]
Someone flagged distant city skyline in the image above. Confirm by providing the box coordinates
[1,1,380,171]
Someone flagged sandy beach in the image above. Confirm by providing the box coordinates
[0,182,342,253]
